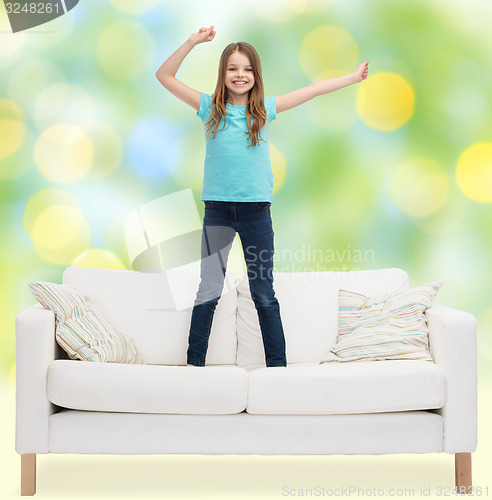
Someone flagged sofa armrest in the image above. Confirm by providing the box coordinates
[426,304,477,453]
[15,303,58,454]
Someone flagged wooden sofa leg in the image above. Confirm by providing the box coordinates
[455,453,472,494]
[21,454,36,496]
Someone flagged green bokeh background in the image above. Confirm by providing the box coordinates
[1,0,491,388]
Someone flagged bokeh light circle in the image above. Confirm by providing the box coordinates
[174,130,205,192]
[8,59,65,114]
[287,0,333,14]
[412,184,467,235]
[307,89,357,131]
[299,25,359,81]
[128,116,180,179]
[356,72,415,131]
[0,100,25,163]
[24,5,75,49]
[0,14,26,67]
[249,0,303,22]
[71,249,125,269]
[456,142,492,203]
[250,0,332,20]
[34,123,94,183]
[109,0,161,14]
[32,205,85,250]
[389,157,449,217]
[270,142,287,194]
[33,83,95,130]
[85,121,124,179]
[97,21,154,80]
[23,188,91,265]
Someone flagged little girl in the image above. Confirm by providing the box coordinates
[156,25,369,368]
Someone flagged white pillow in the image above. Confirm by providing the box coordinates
[28,280,143,364]
[320,280,443,363]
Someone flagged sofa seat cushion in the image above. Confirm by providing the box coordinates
[245,360,445,414]
[47,360,248,414]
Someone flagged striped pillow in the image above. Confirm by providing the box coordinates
[320,280,443,363]
[27,281,143,364]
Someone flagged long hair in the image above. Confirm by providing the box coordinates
[204,42,267,148]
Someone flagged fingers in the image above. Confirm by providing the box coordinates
[197,25,215,40]
[198,25,215,35]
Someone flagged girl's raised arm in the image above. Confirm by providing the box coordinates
[276,61,369,114]
[156,26,216,112]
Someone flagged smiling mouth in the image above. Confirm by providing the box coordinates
[233,81,247,85]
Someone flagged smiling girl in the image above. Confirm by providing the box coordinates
[156,25,368,367]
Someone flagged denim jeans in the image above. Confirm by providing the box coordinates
[187,201,287,367]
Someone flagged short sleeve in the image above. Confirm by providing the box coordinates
[197,93,212,121]
[265,96,276,121]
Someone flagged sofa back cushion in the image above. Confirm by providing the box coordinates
[62,267,238,365]
[235,268,410,366]
[28,280,143,364]
[320,280,442,363]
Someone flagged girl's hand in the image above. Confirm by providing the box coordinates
[353,61,369,83]
[189,25,216,46]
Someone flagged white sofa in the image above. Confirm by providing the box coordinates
[15,266,477,495]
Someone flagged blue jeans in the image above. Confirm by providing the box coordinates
[187,201,287,367]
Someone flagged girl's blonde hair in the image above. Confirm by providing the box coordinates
[204,42,267,148]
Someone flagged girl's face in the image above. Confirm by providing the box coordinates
[224,51,254,99]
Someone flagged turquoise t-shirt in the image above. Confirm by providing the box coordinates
[196,93,276,202]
